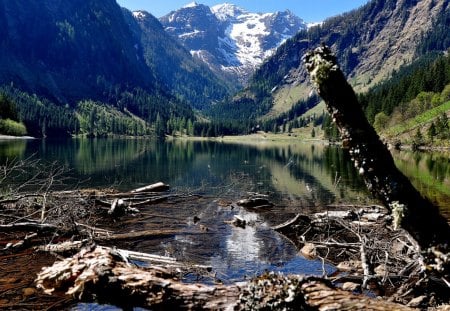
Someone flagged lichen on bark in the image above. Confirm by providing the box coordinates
[303,45,450,253]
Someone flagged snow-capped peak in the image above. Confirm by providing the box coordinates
[183,2,199,9]
[160,3,307,84]
[211,3,247,21]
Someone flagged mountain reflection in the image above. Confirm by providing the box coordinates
[1,138,449,281]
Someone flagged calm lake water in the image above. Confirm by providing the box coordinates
[0,138,449,286]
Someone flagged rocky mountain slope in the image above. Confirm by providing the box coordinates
[126,9,232,110]
[159,2,306,85]
[224,0,449,120]
[0,0,230,111]
[0,0,153,104]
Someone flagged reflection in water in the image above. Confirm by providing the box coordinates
[392,149,450,217]
[0,138,369,201]
[1,138,449,284]
[0,139,26,159]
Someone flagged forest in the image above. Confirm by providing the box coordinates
[0,1,449,140]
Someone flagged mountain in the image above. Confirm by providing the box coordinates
[0,0,230,110]
[220,0,450,121]
[0,0,234,137]
[125,9,233,110]
[159,2,307,85]
[0,0,153,104]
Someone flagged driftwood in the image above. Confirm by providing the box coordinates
[37,244,211,270]
[36,245,416,310]
[94,229,199,242]
[131,182,170,193]
[304,47,450,260]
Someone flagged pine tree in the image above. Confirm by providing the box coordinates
[187,119,194,136]
[436,113,449,139]
[155,113,165,139]
[427,122,436,142]
[0,93,19,121]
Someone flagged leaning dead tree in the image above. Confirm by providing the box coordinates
[304,46,449,270]
[32,47,450,309]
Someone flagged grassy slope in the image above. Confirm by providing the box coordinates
[266,85,310,118]
[383,101,450,144]
[386,101,450,135]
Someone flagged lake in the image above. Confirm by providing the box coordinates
[0,138,449,285]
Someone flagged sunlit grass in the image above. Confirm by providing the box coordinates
[386,100,450,136]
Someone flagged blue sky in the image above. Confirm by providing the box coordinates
[116,0,370,23]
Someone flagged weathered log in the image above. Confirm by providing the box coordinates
[303,45,450,252]
[37,240,89,253]
[314,210,357,220]
[37,244,212,270]
[131,182,170,193]
[36,245,416,310]
[93,229,198,242]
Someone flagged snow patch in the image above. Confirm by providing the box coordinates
[179,29,202,38]
[161,3,307,83]
[229,12,271,66]
[211,3,247,21]
[183,1,199,9]
[132,11,147,19]
[307,22,323,29]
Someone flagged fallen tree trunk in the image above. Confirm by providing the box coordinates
[36,245,416,310]
[303,46,450,253]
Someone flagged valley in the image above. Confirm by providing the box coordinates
[0,0,448,146]
[0,0,450,309]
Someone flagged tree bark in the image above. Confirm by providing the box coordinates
[303,45,450,251]
[36,245,415,310]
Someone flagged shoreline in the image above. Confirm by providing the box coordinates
[1,132,449,152]
[0,134,35,140]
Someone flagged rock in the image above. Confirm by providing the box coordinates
[22,288,37,297]
[300,243,317,259]
[224,216,247,228]
[232,215,246,228]
[342,282,360,291]
[237,198,273,209]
